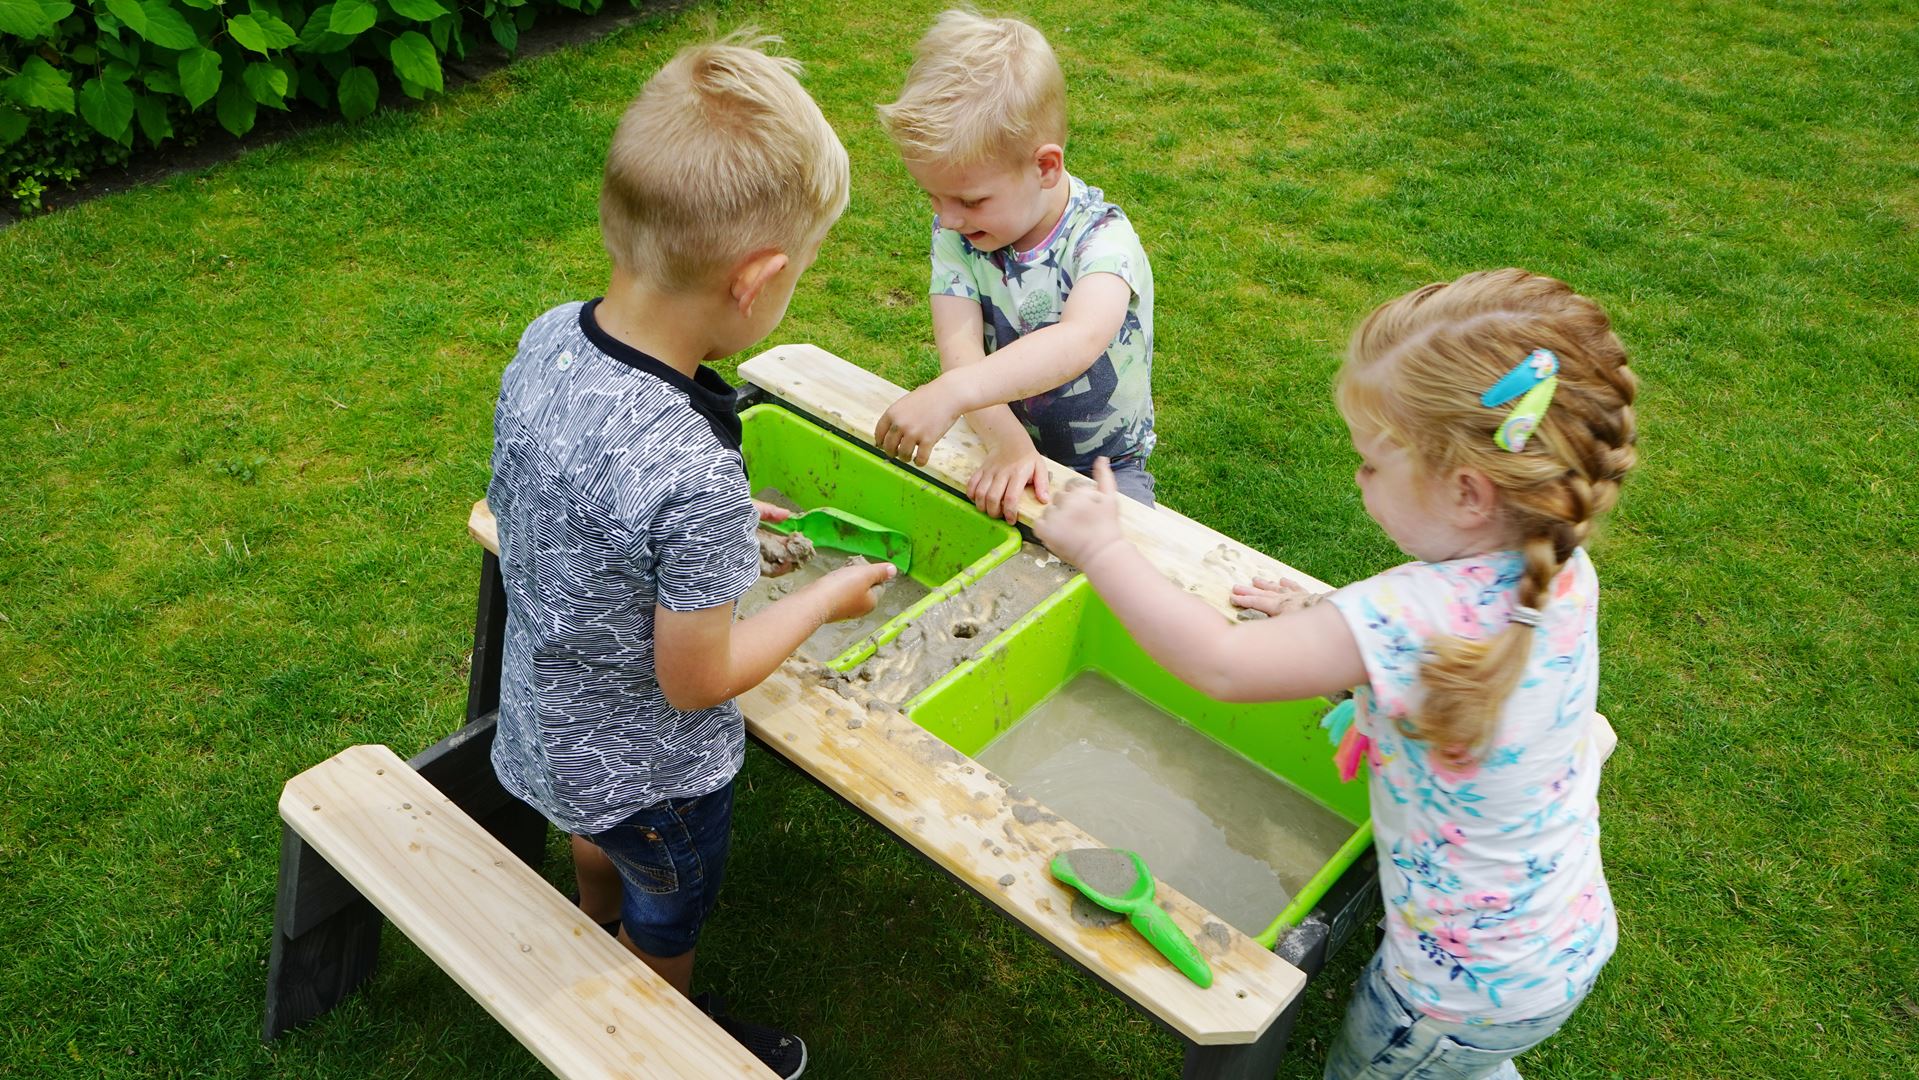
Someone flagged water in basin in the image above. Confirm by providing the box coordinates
[975,671,1355,934]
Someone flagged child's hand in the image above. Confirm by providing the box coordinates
[753,499,793,525]
[875,381,962,466]
[969,441,1051,524]
[814,560,899,623]
[757,527,813,578]
[1033,457,1126,569]
[1229,577,1327,617]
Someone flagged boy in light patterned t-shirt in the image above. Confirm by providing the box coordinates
[874,9,1155,522]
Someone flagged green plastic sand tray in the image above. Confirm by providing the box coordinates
[740,404,1021,668]
[904,575,1372,944]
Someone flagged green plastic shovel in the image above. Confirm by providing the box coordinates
[765,506,913,573]
[1051,848,1213,988]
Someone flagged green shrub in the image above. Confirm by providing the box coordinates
[0,0,622,210]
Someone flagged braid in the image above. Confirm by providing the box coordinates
[1415,531,1560,768]
[1341,268,1639,766]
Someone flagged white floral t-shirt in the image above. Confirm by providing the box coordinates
[1329,549,1617,1023]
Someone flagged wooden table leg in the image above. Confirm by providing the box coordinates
[261,711,547,1041]
[1180,1015,1293,1080]
[1179,918,1330,1079]
[466,550,507,723]
[262,824,384,1041]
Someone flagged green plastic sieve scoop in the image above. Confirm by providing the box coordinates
[1051,848,1213,988]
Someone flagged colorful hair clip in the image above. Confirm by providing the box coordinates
[1485,348,1559,452]
[1481,348,1560,407]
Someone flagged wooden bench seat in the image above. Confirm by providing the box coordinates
[279,743,775,1079]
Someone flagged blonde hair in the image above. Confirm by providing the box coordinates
[600,32,849,290]
[877,8,1066,166]
[1338,268,1640,766]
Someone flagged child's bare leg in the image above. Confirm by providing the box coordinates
[577,833,697,994]
[616,930,696,996]
[569,834,622,925]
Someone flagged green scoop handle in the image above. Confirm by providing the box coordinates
[765,506,912,574]
[1127,899,1214,989]
[1051,848,1213,988]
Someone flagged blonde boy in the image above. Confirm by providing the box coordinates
[874,8,1156,521]
[487,35,888,1079]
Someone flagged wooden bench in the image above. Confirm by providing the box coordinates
[277,743,775,1079]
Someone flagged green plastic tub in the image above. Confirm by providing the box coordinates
[903,575,1372,946]
[740,403,1022,667]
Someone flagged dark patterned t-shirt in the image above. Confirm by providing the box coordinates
[487,301,758,834]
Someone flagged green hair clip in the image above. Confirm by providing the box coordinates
[1482,348,1559,452]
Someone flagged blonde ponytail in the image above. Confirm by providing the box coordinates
[1339,269,1639,766]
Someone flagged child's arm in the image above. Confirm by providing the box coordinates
[1033,459,1368,703]
[875,273,1133,467]
[924,294,1052,523]
[653,561,896,712]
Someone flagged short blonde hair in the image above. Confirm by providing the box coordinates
[601,32,849,289]
[877,9,1066,166]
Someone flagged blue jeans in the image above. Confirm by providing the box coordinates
[1324,950,1586,1079]
[584,781,734,958]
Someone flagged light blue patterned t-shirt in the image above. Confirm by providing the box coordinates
[1328,550,1618,1024]
[930,174,1154,470]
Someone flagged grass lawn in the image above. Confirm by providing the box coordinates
[2,0,1915,1076]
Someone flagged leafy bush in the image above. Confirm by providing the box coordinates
[1,0,619,210]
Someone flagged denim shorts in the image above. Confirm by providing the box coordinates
[583,781,734,958]
[1324,949,1586,1080]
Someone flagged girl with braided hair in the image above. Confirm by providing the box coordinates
[1036,268,1638,1078]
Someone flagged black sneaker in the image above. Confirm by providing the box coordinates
[693,993,807,1078]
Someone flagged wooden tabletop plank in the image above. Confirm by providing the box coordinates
[737,343,1333,609]
[738,667,1305,1045]
[282,745,775,1079]
[470,498,498,554]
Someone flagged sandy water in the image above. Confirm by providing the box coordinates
[852,543,1078,705]
[975,672,1357,934]
[737,553,931,662]
[735,486,932,662]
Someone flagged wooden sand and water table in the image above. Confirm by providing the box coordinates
[264,344,1381,1079]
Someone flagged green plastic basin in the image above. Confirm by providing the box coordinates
[903,575,1372,945]
[740,403,1021,667]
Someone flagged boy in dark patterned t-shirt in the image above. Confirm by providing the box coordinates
[486,36,889,1078]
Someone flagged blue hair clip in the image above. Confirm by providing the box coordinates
[1481,349,1560,407]
[1483,349,1560,452]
